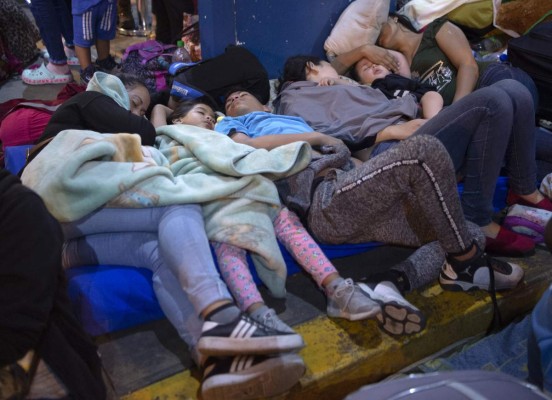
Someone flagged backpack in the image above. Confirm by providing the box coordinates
[169,45,270,111]
[120,40,177,92]
[508,21,552,122]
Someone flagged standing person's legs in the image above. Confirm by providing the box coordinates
[152,0,194,44]
[30,0,67,63]
[151,0,171,44]
[74,8,95,79]
[23,0,74,84]
[117,0,136,30]
[94,0,118,70]
[58,0,75,49]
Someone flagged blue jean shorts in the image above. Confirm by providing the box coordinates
[73,0,117,47]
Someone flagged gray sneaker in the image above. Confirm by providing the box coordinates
[326,278,381,321]
[250,307,296,334]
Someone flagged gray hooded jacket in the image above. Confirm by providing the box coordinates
[274,81,419,151]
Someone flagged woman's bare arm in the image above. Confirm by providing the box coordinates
[435,21,479,103]
[150,104,174,128]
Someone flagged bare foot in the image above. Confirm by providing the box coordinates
[480,221,501,239]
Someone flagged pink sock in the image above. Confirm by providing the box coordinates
[274,207,337,287]
[212,241,264,311]
[47,63,70,75]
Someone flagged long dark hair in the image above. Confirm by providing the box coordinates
[168,98,215,124]
[276,55,324,94]
[390,12,418,33]
[116,73,148,91]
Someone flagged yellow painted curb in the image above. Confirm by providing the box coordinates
[122,252,552,400]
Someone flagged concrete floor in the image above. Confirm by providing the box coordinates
[0,32,147,103]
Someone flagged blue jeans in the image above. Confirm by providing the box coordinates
[62,205,232,349]
[527,284,552,394]
[373,80,537,226]
[418,80,537,226]
[536,127,552,182]
[30,0,74,65]
[478,62,540,113]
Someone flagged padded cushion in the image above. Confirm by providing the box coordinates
[324,0,391,57]
[66,242,383,337]
[66,265,165,337]
[457,176,509,211]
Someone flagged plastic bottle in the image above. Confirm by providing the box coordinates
[471,35,509,62]
[172,40,191,63]
[471,36,505,54]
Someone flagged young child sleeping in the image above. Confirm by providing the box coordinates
[150,98,426,336]
[298,56,443,119]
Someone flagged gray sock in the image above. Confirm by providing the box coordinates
[206,304,241,324]
[249,305,270,321]
[325,277,345,297]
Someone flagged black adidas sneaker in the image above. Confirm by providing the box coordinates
[197,314,305,356]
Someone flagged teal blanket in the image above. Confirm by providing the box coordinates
[21,126,312,296]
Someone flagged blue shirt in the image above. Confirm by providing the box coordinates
[215,111,313,138]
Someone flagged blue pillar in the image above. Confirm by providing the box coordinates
[198,0,355,79]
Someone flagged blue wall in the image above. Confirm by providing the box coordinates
[198,0,357,79]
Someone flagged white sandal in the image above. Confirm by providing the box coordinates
[22,63,73,85]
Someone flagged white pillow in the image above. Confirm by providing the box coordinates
[324,0,391,57]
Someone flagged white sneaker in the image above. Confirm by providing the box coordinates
[358,281,426,336]
[326,278,381,321]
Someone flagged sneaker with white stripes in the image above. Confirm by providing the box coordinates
[200,354,305,400]
[197,314,305,356]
